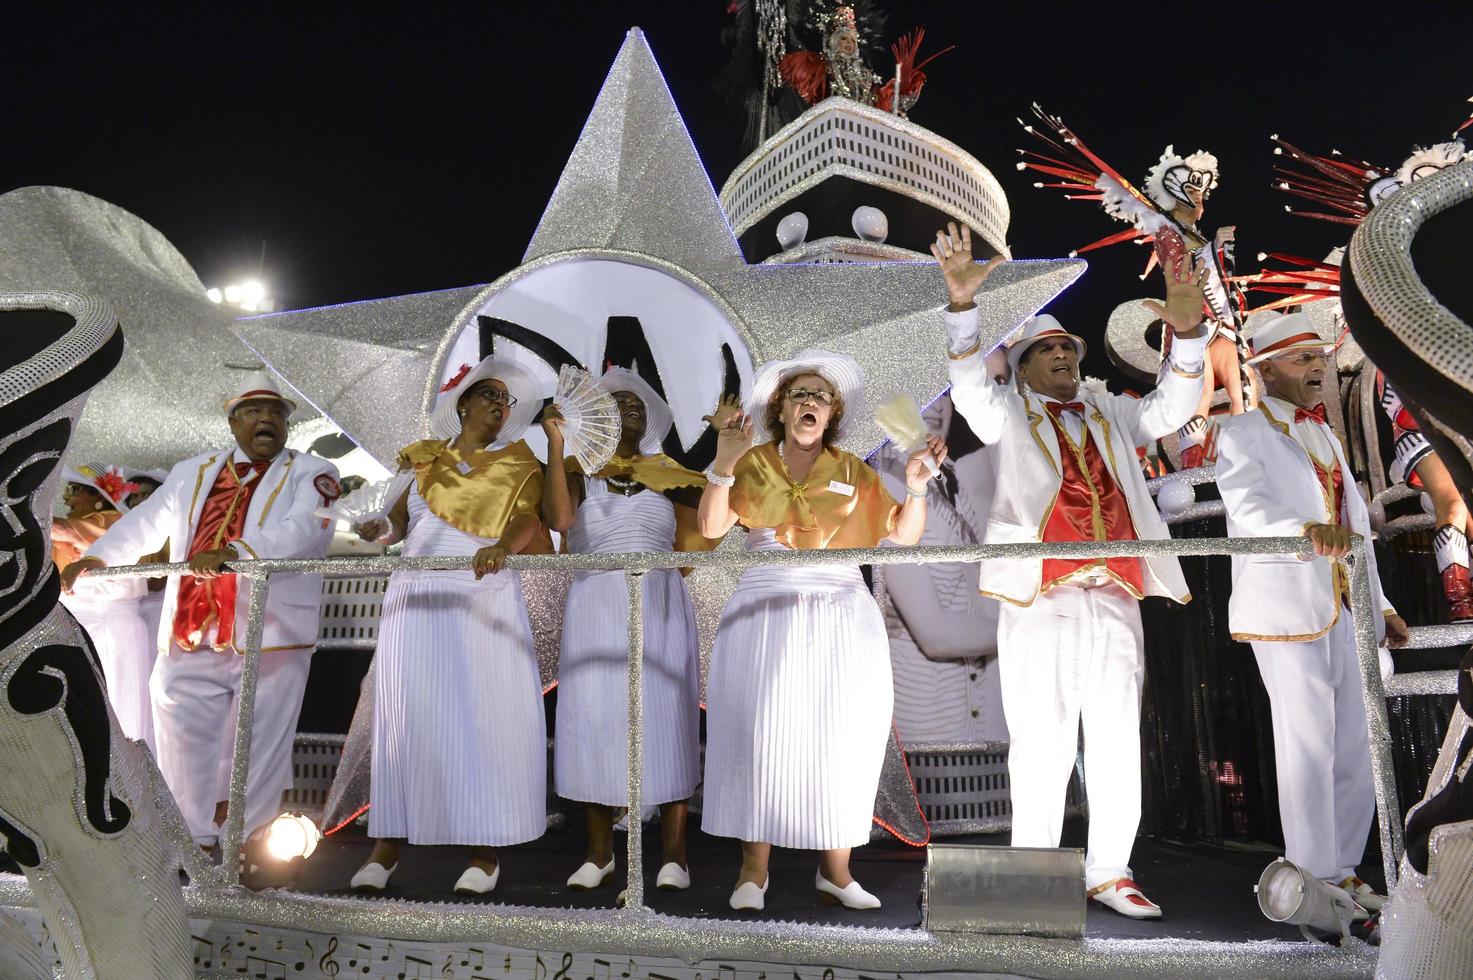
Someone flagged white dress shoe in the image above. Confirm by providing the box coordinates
[349,861,396,892]
[1088,878,1162,919]
[815,869,881,910]
[566,858,616,890]
[453,864,499,895]
[728,877,768,911]
[656,862,691,891]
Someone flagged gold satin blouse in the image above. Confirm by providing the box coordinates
[565,453,706,493]
[398,439,544,541]
[728,442,897,550]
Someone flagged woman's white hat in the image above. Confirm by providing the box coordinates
[1006,313,1088,377]
[1246,311,1338,366]
[431,356,542,443]
[599,366,674,455]
[63,463,137,512]
[223,369,297,416]
[745,349,866,440]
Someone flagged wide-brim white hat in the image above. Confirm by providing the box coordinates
[63,464,134,512]
[223,369,297,416]
[1007,313,1088,377]
[431,356,542,443]
[122,467,169,485]
[745,349,866,441]
[599,366,674,456]
[1246,311,1337,366]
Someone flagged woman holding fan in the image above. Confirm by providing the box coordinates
[542,367,732,895]
[697,351,942,912]
[348,356,549,896]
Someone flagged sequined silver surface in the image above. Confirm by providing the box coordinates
[230,29,1084,466]
[0,187,268,470]
[1349,552,1404,890]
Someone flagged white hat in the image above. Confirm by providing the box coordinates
[63,463,137,512]
[1246,311,1336,366]
[1007,313,1088,377]
[223,369,297,416]
[431,356,542,443]
[745,349,866,441]
[599,366,674,456]
[122,467,169,485]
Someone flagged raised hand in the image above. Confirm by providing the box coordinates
[905,435,948,489]
[702,393,743,430]
[712,413,755,476]
[930,221,1005,310]
[541,404,567,454]
[1141,252,1208,338]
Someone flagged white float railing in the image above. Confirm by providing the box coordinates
[50,533,1433,975]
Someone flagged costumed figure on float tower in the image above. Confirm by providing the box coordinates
[1018,108,1250,466]
[1249,112,1473,622]
[718,0,949,153]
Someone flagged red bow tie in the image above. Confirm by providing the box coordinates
[1294,403,1327,425]
[233,460,271,479]
[1046,401,1086,418]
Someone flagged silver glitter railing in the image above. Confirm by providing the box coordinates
[79,532,1411,902]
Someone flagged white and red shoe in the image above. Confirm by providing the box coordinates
[1335,876,1386,914]
[1088,877,1162,919]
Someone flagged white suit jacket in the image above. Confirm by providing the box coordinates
[944,307,1205,606]
[1215,399,1394,643]
[87,447,338,654]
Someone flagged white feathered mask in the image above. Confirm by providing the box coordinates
[1145,145,1220,212]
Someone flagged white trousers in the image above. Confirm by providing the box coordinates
[1251,614,1374,881]
[150,644,313,844]
[998,584,1144,889]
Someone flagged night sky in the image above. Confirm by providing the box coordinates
[5,4,1468,390]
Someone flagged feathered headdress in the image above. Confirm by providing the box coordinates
[1144,146,1219,212]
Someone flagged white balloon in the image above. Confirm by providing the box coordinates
[1156,477,1195,516]
[851,205,889,243]
[776,211,809,250]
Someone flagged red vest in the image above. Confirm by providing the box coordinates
[1039,411,1146,596]
[172,459,270,651]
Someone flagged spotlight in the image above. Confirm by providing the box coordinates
[1256,858,1363,943]
[265,812,321,862]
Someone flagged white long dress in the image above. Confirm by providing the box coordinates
[62,578,154,752]
[702,529,894,849]
[368,486,547,846]
[555,478,701,807]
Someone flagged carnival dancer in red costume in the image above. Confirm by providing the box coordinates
[1252,123,1473,622]
[933,222,1210,919]
[1215,313,1411,913]
[1018,109,1250,457]
[62,371,339,847]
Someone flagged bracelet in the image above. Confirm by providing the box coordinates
[704,468,736,487]
[906,485,929,498]
[947,337,982,361]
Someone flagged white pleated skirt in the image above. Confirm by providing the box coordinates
[703,553,893,850]
[556,568,701,807]
[64,594,156,752]
[369,570,547,846]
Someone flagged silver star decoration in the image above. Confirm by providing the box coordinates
[232,28,1084,466]
[0,187,264,471]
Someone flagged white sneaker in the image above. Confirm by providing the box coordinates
[815,869,881,910]
[453,864,499,895]
[656,862,691,891]
[349,861,396,892]
[566,858,616,890]
[1336,876,1386,914]
[729,877,768,911]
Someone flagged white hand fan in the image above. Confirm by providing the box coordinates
[553,364,622,473]
[874,392,941,478]
[315,469,415,525]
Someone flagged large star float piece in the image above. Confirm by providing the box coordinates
[233,28,1083,466]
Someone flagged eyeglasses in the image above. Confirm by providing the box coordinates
[471,387,518,408]
[784,387,835,406]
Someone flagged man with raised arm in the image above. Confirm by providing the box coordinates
[1215,312,1409,914]
[932,222,1209,919]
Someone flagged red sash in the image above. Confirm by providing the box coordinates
[172,459,270,651]
[1039,411,1145,596]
